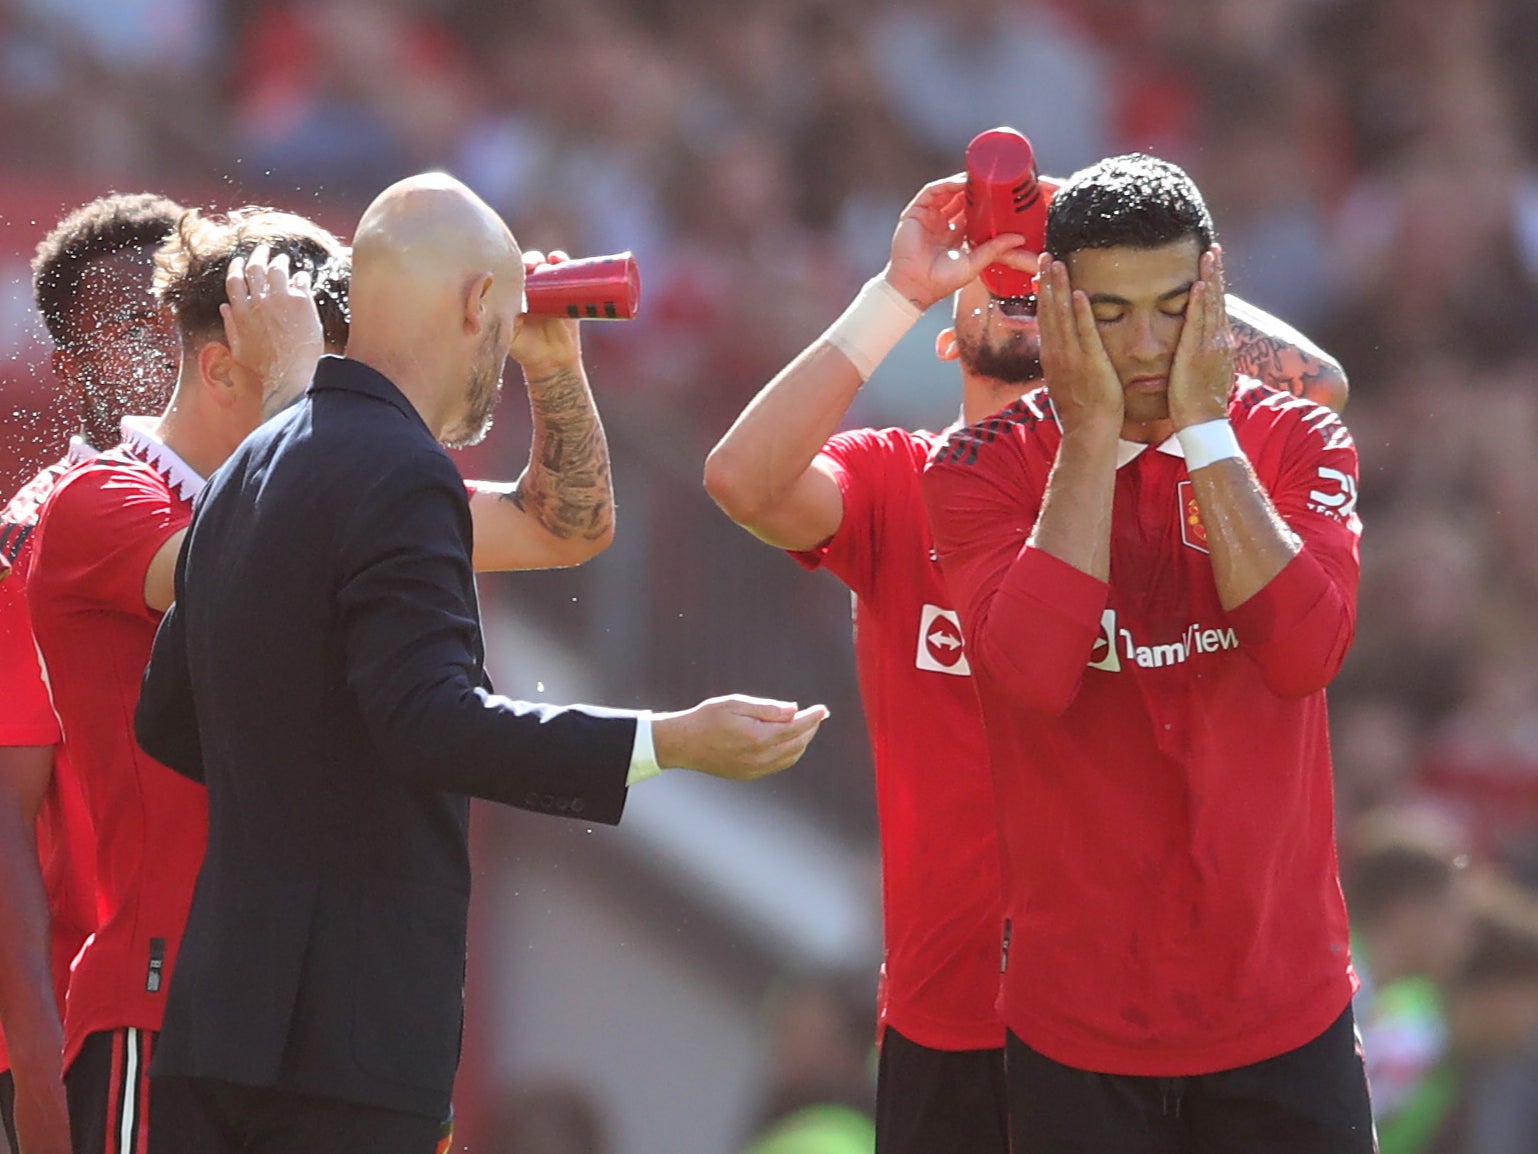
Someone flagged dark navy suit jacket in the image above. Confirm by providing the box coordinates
[136,356,636,1119]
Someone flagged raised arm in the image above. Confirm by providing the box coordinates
[920,252,1123,717]
[704,175,1033,551]
[468,251,615,573]
[1171,249,1302,608]
[1025,252,1123,583]
[1171,249,1360,697]
[1226,292,1348,414]
[220,244,327,420]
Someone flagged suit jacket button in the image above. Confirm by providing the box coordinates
[570,798,585,814]
[556,797,570,812]
[523,791,539,808]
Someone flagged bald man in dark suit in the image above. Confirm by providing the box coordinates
[136,173,827,1154]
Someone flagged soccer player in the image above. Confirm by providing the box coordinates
[923,153,1371,1153]
[704,169,1349,1153]
[0,193,183,1154]
[24,208,351,1153]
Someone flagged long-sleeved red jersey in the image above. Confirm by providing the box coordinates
[791,427,1004,1052]
[922,380,1362,1077]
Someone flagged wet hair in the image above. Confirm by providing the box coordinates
[1344,834,1461,928]
[153,207,351,352]
[31,192,184,349]
[1045,153,1215,259]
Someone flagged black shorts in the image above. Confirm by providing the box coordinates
[1006,1005,1377,1154]
[148,1076,446,1154]
[875,1026,1008,1154]
[66,1027,220,1154]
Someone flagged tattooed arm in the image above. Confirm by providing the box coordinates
[467,252,615,573]
[468,359,615,572]
[1226,294,1349,414]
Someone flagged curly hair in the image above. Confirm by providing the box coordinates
[1045,153,1216,259]
[153,207,351,352]
[31,192,184,348]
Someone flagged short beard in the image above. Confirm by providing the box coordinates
[442,323,504,449]
[956,331,1043,385]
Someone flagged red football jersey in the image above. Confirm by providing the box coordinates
[27,420,207,1068]
[0,441,100,1076]
[793,428,1004,1051]
[924,382,1362,1077]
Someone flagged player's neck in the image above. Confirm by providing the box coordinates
[80,415,119,454]
[961,377,1036,425]
[1121,416,1176,445]
[154,378,233,482]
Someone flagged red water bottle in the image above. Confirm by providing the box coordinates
[965,127,1055,298]
[525,252,642,320]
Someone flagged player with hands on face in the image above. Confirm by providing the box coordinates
[924,153,1371,1154]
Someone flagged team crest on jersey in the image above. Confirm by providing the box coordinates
[916,604,970,676]
[1178,480,1208,554]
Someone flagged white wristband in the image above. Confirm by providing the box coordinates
[1177,419,1244,472]
[822,276,923,381]
[626,712,663,786]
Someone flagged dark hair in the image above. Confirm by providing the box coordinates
[1344,835,1460,928]
[153,207,351,352]
[1045,153,1215,258]
[31,192,184,349]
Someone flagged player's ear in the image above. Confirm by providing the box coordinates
[935,327,961,363]
[199,340,238,403]
[462,272,493,336]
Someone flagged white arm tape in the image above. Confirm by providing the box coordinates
[822,276,923,381]
[1177,418,1244,472]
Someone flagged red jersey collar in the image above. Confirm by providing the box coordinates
[66,435,99,467]
[118,416,206,502]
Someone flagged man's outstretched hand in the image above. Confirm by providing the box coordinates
[652,696,830,781]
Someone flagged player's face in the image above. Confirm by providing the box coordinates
[1064,238,1201,428]
[60,248,179,427]
[949,276,1043,384]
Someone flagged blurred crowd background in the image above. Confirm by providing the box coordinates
[4,0,1538,1151]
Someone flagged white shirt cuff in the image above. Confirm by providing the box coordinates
[626,712,663,786]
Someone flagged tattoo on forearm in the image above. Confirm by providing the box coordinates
[505,366,613,541]
[1230,319,1331,398]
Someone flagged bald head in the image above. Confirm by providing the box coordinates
[351,173,524,327]
[346,174,527,445]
